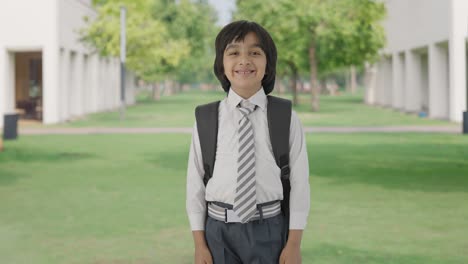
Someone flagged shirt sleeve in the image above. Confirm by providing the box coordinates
[288,110,311,230]
[186,122,207,231]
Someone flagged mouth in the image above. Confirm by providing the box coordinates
[234,70,256,76]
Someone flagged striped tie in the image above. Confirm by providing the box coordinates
[233,100,257,223]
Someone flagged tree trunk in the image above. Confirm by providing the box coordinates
[346,69,351,93]
[175,82,182,93]
[351,65,357,94]
[288,62,299,106]
[278,80,285,95]
[152,83,160,101]
[164,79,173,96]
[309,42,319,111]
[274,76,280,95]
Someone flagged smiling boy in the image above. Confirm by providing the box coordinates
[186,21,310,264]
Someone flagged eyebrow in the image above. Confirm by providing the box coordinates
[225,43,263,50]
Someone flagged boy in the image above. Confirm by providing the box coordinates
[186,20,310,264]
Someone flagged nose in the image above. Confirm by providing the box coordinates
[239,53,251,66]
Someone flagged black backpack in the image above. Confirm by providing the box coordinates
[194,95,292,231]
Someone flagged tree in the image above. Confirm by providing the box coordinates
[154,0,219,88]
[81,0,190,99]
[235,0,386,110]
[235,0,308,106]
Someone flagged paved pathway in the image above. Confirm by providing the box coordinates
[18,126,462,135]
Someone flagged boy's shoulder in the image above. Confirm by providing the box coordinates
[194,100,222,115]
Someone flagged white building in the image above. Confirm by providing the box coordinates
[0,0,136,127]
[365,0,468,122]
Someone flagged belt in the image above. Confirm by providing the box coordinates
[208,200,281,223]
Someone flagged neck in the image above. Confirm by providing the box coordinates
[231,86,262,99]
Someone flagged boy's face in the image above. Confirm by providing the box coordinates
[223,32,266,94]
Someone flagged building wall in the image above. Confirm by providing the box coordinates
[0,0,57,126]
[0,0,136,128]
[383,0,451,53]
[368,0,468,122]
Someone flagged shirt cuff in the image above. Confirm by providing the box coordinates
[289,212,308,230]
[188,212,206,231]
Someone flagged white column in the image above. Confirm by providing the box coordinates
[429,43,449,119]
[82,55,89,114]
[42,0,60,124]
[383,57,393,107]
[103,58,109,110]
[98,57,107,111]
[113,58,119,108]
[89,54,99,113]
[0,48,6,127]
[75,53,84,116]
[405,50,421,112]
[392,52,405,109]
[69,52,77,116]
[0,49,15,127]
[364,63,377,105]
[59,49,70,121]
[100,58,107,110]
[375,60,384,105]
[448,0,468,122]
[43,45,60,124]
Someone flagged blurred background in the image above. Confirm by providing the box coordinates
[0,0,467,263]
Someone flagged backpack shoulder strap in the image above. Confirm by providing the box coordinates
[195,101,220,186]
[267,95,292,179]
[267,95,292,236]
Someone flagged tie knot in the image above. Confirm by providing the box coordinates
[238,100,256,116]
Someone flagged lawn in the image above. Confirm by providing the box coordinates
[29,89,456,128]
[1,133,467,263]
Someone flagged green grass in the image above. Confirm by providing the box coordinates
[1,133,467,263]
[30,89,455,128]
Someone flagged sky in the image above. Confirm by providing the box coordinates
[207,0,236,26]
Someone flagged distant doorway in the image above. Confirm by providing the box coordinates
[15,52,43,121]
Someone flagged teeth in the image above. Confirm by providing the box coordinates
[236,71,254,74]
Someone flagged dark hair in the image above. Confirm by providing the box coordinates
[213,20,277,94]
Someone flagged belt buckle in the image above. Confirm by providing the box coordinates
[226,209,241,223]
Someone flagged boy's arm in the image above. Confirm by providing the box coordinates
[187,123,213,262]
[192,230,208,248]
[288,111,311,232]
[186,122,207,231]
[280,230,303,263]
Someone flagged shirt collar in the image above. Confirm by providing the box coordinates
[227,87,267,112]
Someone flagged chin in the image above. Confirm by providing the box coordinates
[232,83,262,91]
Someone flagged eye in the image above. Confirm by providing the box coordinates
[252,51,262,55]
[228,51,239,56]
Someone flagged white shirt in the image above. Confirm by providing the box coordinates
[186,88,310,230]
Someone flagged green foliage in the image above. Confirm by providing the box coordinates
[153,0,220,84]
[81,0,218,84]
[235,0,386,77]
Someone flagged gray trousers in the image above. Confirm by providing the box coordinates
[205,213,287,264]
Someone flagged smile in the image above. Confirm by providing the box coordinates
[234,70,255,75]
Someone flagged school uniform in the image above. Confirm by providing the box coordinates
[186,88,310,263]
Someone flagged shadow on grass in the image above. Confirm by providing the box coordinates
[311,142,468,193]
[136,90,224,106]
[0,168,28,185]
[144,149,189,171]
[303,243,461,264]
[0,148,95,163]
[0,145,95,185]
